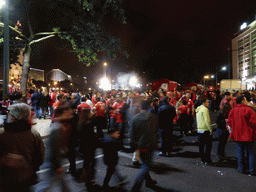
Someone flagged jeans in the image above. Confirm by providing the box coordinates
[132,150,154,190]
[41,107,47,119]
[117,122,125,146]
[49,106,54,117]
[158,129,163,150]
[217,128,229,157]
[235,141,255,173]
[95,116,106,138]
[198,131,212,163]
[33,105,41,118]
[110,118,116,129]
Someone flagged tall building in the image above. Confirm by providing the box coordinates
[232,21,256,89]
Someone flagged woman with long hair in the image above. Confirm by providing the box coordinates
[216,103,232,160]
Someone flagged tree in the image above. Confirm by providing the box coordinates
[0,0,128,97]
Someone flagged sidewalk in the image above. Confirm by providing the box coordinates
[32,117,52,139]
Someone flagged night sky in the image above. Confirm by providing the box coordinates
[17,0,256,85]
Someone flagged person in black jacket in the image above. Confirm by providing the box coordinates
[158,96,176,157]
[78,108,98,190]
[102,129,127,191]
[216,103,232,160]
[39,92,50,119]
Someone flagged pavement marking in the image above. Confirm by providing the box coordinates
[37,154,104,174]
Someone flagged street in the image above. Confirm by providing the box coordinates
[31,112,256,192]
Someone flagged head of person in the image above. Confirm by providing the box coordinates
[78,108,93,128]
[153,97,159,106]
[182,100,187,105]
[243,91,251,102]
[81,97,86,102]
[141,99,151,110]
[116,95,122,102]
[108,129,120,139]
[57,93,64,101]
[95,97,101,103]
[7,103,31,123]
[220,103,232,117]
[236,95,248,105]
[163,96,170,104]
[224,92,231,99]
[54,105,73,122]
[85,94,90,100]
[186,93,191,99]
[71,93,76,99]
[200,97,209,108]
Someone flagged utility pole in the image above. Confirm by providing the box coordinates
[3,1,9,99]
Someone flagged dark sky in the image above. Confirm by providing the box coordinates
[24,0,256,85]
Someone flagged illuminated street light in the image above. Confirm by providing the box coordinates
[204,75,209,79]
[211,75,215,78]
[240,22,247,30]
[70,83,73,86]
[103,62,107,66]
[99,77,111,90]
[54,81,57,85]
[222,66,227,71]
[129,76,138,86]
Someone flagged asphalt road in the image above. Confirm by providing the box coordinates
[31,111,256,192]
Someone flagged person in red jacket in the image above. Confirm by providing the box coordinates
[94,97,106,138]
[227,95,256,176]
[77,97,91,116]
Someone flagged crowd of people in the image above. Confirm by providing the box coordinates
[0,87,256,191]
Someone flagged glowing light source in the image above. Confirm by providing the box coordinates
[204,75,209,79]
[211,75,215,78]
[240,22,247,30]
[99,77,111,90]
[222,66,227,71]
[129,77,138,86]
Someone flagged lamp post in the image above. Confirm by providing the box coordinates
[204,75,209,88]
[215,66,227,87]
[1,0,9,99]
[103,62,107,78]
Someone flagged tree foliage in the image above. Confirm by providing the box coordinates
[1,0,128,67]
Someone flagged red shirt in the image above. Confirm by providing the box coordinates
[95,101,106,117]
[77,102,91,114]
[112,101,125,123]
[186,99,194,112]
[170,97,177,106]
[92,94,97,105]
[53,100,61,108]
[49,92,57,106]
[177,105,189,114]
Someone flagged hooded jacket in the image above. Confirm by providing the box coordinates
[227,104,256,141]
[196,105,212,132]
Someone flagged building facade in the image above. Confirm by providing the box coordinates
[232,20,256,89]
[46,69,72,82]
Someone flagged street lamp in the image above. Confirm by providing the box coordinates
[103,62,107,78]
[204,75,209,88]
[1,0,9,99]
